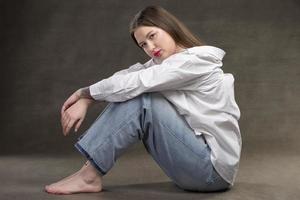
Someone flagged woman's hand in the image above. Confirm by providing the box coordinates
[61,89,82,113]
[61,98,93,136]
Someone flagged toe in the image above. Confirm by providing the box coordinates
[45,185,52,193]
[45,185,56,194]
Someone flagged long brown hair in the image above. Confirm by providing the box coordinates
[129,6,204,48]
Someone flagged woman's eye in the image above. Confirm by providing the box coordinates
[149,33,156,39]
[141,43,146,48]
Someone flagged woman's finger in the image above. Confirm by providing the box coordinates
[61,111,67,127]
[62,92,80,113]
[61,112,65,132]
[65,119,75,136]
[74,118,84,132]
[61,111,68,128]
[62,112,71,135]
[64,118,72,136]
[62,98,73,112]
[62,98,72,113]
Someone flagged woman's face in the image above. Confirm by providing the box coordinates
[134,26,183,63]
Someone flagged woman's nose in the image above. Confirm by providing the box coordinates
[148,41,155,51]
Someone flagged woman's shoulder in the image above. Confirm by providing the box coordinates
[144,45,226,67]
[163,45,226,65]
[187,45,226,61]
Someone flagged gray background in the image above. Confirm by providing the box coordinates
[1,0,299,157]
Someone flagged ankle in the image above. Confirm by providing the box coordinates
[80,162,101,182]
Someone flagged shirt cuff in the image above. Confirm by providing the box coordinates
[89,83,105,100]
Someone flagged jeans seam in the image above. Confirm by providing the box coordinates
[160,121,207,160]
[77,103,113,140]
[93,107,142,153]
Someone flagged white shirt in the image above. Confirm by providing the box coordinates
[89,46,241,185]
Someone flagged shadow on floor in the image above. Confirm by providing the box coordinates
[2,181,298,200]
[102,181,299,200]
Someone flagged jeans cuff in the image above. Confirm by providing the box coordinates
[74,143,106,176]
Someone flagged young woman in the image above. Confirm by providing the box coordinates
[45,5,241,194]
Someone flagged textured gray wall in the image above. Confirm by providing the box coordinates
[1,0,299,155]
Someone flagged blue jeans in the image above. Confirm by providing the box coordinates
[75,92,230,192]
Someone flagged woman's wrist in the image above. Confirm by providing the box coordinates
[78,87,93,100]
[74,87,95,106]
[80,97,94,106]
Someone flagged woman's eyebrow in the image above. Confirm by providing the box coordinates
[138,31,153,46]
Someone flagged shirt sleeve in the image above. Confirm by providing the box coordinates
[89,53,223,102]
[111,62,146,76]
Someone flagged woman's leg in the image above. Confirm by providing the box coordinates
[46,92,229,194]
[75,92,229,191]
[140,93,230,192]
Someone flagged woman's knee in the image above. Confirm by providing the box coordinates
[118,92,170,112]
[148,93,178,118]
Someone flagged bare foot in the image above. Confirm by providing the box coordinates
[45,161,102,195]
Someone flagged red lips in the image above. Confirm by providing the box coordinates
[153,50,161,57]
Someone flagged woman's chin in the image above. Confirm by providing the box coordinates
[153,57,163,64]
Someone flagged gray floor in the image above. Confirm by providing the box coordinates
[1,144,299,200]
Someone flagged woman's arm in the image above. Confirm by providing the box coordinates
[61,87,94,113]
[111,62,146,76]
[89,52,223,102]
[60,87,95,135]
